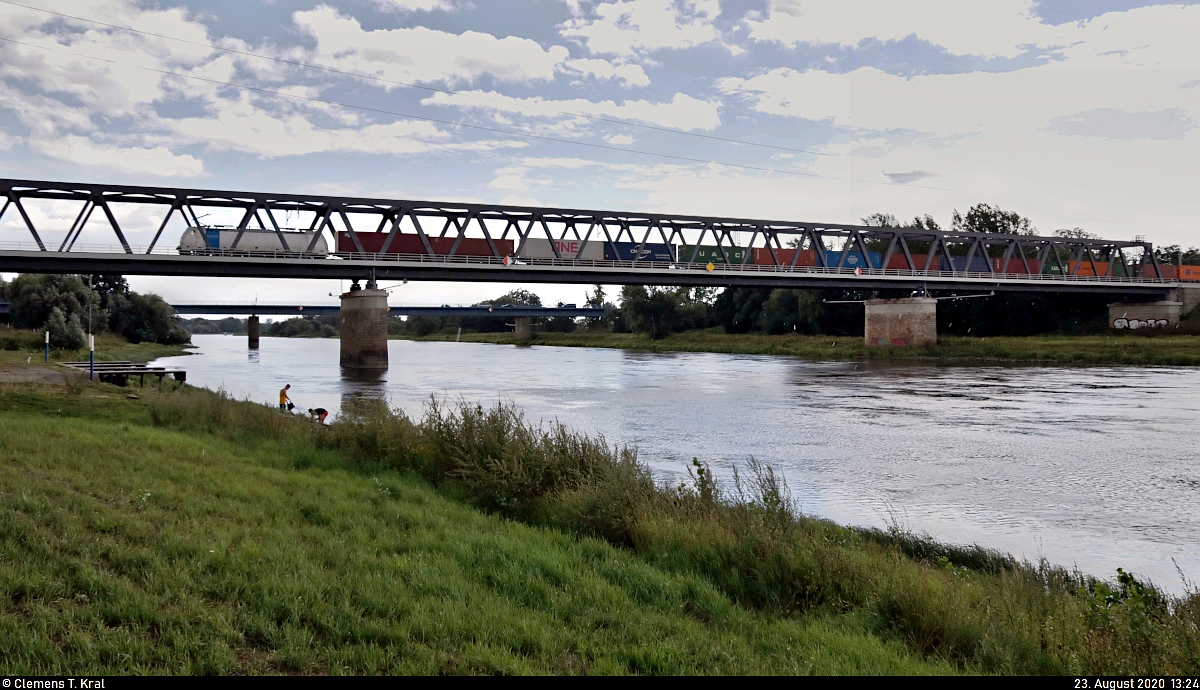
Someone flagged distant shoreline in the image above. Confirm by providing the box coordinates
[388,329,1200,366]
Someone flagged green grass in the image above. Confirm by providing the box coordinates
[398,328,1200,365]
[4,382,1198,675]
[0,386,950,675]
[0,328,192,366]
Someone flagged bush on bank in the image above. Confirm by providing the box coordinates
[146,386,1200,675]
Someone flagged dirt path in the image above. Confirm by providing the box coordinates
[0,364,82,385]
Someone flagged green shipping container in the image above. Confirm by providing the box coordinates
[681,245,748,264]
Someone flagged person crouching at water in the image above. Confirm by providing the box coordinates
[279,384,293,411]
[309,408,328,424]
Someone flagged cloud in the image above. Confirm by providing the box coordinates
[371,0,457,12]
[1047,107,1198,140]
[745,0,1051,58]
[605,134,634,144]
[564,58,650,87]
[294,6,570,86]
[744,0,1200,63]
[722,64,1200,137]
[29,135,204,177]
[423,90,721,130]
[883,170,938,184]
[560,0,723,56]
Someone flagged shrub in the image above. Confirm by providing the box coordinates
[45,307,85,350]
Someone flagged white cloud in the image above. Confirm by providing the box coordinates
[371,0,456,12]
[423,91,721,130]
[605,134,634,144]
[745,1,1200,63]
[29,135,204,177]
[564,58,650,87]
[294,6,570,86]
[560,0,723,56]
[721,65,1200,138]
[745,0,1050,58]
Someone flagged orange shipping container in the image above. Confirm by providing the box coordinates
[1067,260,1111,277]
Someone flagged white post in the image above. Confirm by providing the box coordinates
[89,334,94,381]
[44,330,49,363]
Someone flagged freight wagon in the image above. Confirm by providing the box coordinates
[517,238,604,260]
[335,232,514,257]
[1150,264,1200,281]
[179,226,329,254]
[679,245,749,264]
[603,242,676,262]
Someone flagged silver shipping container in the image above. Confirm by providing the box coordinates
[517,237,604,260]
[179,227,329,255]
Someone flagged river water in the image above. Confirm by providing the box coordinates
[153,335,1200,591]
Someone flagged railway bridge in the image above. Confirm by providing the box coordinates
[1,178,1192,364]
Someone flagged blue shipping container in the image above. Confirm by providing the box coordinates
[822,250,882,269]
[604,242,676,262]
[938,255,993,272]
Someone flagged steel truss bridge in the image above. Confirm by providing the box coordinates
[172,303,605,318]
[0,178,1175,298]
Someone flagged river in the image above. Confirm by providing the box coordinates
[152,334,1200,592]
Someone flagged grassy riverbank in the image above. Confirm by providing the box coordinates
[1,379,1197,674]
[398,329,1200,365]
[0,328,193,367]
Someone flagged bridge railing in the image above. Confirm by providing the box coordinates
[0,240,1174,284]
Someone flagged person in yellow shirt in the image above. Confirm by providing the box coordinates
[279,384,292,411]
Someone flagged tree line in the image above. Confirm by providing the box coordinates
[0,274,189,348]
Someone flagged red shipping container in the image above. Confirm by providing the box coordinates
[337,232,513,257]
[752,248,817,266]
[1151,264,1200,281]
[991,257,1042,274]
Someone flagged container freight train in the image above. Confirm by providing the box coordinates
[179,227,1200,280]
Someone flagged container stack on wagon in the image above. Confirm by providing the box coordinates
[178,227,329,254]
[335,232,514,257]
[517,238,603,260]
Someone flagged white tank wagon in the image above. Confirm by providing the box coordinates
[178,226,329,255]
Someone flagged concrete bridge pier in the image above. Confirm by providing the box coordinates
[864,298,938,347]
[514,316,533,341]
[1170,285,1200,317]
[248,315,260,349]
[1108,300,1182,329]
[340,285,389,368]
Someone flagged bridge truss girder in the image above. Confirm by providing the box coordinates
[0,178,1169,295]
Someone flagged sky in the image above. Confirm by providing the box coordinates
[1,0,1198,308]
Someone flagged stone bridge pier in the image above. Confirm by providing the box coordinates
[247,315,260,349]
[864,298,938,347]
[513,316,533,341]
[340,285,389,368]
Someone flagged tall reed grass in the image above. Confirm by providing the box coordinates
[147,386,1200,674]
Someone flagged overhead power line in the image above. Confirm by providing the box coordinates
[0,0,831,157]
